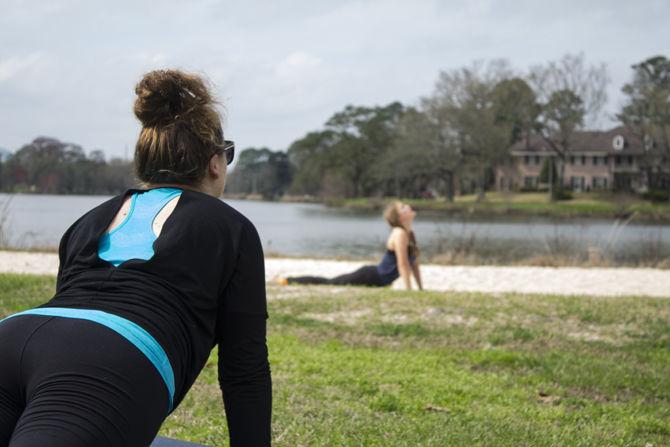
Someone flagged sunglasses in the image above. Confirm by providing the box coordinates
[221,140,235,165]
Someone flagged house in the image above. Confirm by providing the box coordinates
[495,126,663,192]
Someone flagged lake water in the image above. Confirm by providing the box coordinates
[1,193,668,263]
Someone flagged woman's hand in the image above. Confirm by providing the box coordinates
[411,258,423,291]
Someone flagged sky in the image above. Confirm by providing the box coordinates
[1,0,669,159]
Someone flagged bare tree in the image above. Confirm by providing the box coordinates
[424,60,515,201]
[381,108,461,200]
[618,55,670,200]
[529,53,610,199]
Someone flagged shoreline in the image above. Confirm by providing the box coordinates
[240,193,670,223]
[1,250,668,298]
[325,198,670,224]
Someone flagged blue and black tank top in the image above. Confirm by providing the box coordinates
[376,249,416,286]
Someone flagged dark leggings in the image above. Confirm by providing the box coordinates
[0,315,167,447]
[287,265,384,287]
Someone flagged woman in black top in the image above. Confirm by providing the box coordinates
[0,70,271,446]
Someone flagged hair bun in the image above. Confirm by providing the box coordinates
[133,69,214,127]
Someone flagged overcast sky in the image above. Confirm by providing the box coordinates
[1,0,669,159]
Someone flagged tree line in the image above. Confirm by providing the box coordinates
[0,137,134,194]
[2,54,668,200]
[227,54,670,201]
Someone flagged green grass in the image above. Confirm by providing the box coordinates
[335,192,670,222]
[1,274,669,446]
[0,273,56,314]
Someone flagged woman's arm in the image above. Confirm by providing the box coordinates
[392,229,413,290]
[410,258,423,291]
[217,222,272,446]
[218,315,271,446]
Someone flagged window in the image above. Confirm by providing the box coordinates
[535,155,540,165]
[593,156,598,166]
[570,176,585,191]
[615,155,621,166]
[627,155,633,165]
[613,135,625,150]
[524,176,538,189]
[592,177,608,189]
[581,155,586,165]
[603,155,608,164]
[570,156,576,165]
[524,155,530,165]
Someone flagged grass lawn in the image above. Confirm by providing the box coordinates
[1,274,669,446]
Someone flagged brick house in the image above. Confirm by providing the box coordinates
[495,126,659,192]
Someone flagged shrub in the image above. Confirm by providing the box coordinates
[552,189,573,201]
[642,189,670,203]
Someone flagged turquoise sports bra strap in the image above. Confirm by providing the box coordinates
[1,308,175,413]
[131,188,182,221]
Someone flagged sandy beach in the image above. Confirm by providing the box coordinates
[1,250,668,298]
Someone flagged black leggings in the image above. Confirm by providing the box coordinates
[0,315,167,447]
[287,265,384,287]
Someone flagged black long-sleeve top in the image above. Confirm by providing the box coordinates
[44,187,271,446]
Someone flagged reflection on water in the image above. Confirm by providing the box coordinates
[0,193,668,263]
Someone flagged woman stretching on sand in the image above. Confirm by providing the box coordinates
[281,201,423,290]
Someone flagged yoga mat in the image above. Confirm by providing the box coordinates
[150,436,209,447]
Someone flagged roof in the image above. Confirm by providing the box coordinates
[509,126,647,155]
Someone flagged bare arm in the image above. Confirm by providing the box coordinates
[392,229,412,290]
[410,258,423,291]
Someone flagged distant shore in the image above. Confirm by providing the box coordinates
[329,194,670,223]
[221,192,670,223]
[5,190,669,222]
[2,250,668,298]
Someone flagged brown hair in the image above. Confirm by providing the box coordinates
[383,201,419,258]
[133,69,224,185]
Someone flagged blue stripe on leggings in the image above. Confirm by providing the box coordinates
[1,307,175,413]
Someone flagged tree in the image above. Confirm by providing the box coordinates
[529,53,609,199]
[424,60,515,200]
[286,103,407,198]
[7,137,69,193]
[324,102,406,197]
[226,147,294,199]
[88,149,106,164]
[618,55,670,199]
[1,137,134,194]
[491,78,540,147]
[375,108,442,198]
[541,89,586,198]
[539,156,558,186]
[287,130,338,196]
